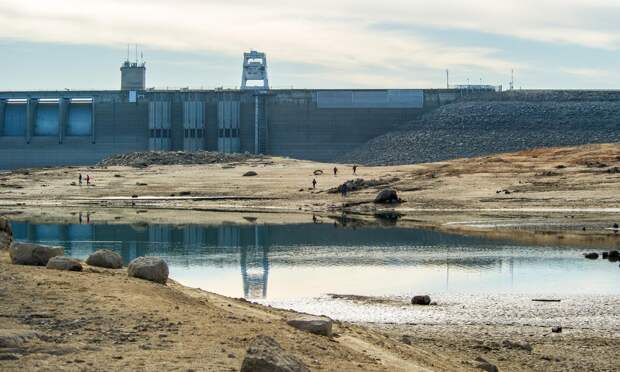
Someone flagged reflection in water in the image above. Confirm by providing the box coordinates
[10,221,620,299]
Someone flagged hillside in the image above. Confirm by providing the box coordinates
[339,101,620,165]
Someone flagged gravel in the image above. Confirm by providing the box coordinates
[98,151,263,167]
[339,101,620,166]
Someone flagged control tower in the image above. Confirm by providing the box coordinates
[241,51,269,90]
[120,60,146,91]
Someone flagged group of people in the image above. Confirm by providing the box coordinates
[311,165,358,197]
[78,173,93,186]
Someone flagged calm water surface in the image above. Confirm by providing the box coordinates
[11,221,620,302]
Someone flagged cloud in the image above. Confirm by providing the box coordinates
[0,0,618,87]
[559,67,610,78]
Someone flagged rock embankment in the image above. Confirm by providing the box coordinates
[97,151,263,167]
[339,101,620,165]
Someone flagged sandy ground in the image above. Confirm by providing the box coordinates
[0,143,619,247]
[1,144,620,371]
[0,252,463,371]
[2,252,619,372]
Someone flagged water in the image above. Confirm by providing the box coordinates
[11,220,620,325]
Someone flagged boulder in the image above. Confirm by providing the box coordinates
[86,249,123,269]
[286,315,333,337]
[411,295,431,305]
[502,339,532,352]
[374,189,400,204]
[0,216,12,250]
[583,252,599,259]
[9,242,64,266]
[128,256,169,284]
[0,329,41,348]
[475,357,499,372]
[243,171,258,177]
[240,335,310,372]
[46,256,83,272]
[608,250,619,259]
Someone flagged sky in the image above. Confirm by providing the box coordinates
[1,0,619,90]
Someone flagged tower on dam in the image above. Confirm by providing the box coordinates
[120,59,146,91]
[241,51,269,90]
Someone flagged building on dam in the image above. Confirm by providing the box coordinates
[0,51,484,169]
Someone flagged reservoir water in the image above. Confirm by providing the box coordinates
[11,220,620,325]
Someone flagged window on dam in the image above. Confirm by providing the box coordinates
[67,103,92,136]
[34,103,59,136]
[3,102,27,136]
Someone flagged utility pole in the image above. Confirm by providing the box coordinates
[510,69,514,91]
[446,69,450,89]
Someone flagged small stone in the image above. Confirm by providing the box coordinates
[400,335,413,345]
[583,252,599,259]
[502,339,532,352]
[243,171,258,177]
[551,326,562,333]
[287,315,333,337]
[411,295,431,305]
[475,357,499,372]
[46,256,83,271]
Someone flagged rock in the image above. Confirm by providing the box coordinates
[411,295,431,305]
[374,189,400,204]
[502,339,532,352]
[46,256,83,272]
[551,326,562,333]
[608,250,619,259]
[9,242,64,266]
[602,252,609,259]
[400,335,414,345]
[128,256,169,284]
[475,357,499,372]
[98,151,262,167]
[0,329,41,348]
[0,353,19,360]
[313,169,323,175]
[240,335,310,372]
[583,252,599,259]
[0,216,12,250]
[243,171,258,177]
[86,249,123,269]
[286,315,333,336]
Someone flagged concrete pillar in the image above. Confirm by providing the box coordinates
[0,99,6,136]
[58,98,70,144]
[91,100,96,144]
[26,98,37,144]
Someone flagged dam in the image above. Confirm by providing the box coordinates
[0,51,474,169]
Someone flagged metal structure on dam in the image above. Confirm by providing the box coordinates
[0,51,468,169]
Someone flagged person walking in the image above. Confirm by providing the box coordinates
[78,173,82,186]
[353,165,357,175]
[312,178,317,189]
[86,175,90,186]
[333,167,338,176]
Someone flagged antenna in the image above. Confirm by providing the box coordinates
[510,69,515,91]
[126,44,130,62]
[135,44,138,64]
[446,69,449,89]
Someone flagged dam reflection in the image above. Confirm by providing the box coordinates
[12,221,584,298]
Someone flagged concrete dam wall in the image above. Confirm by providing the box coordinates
[0,89,460,169]
[1,88,618,169]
